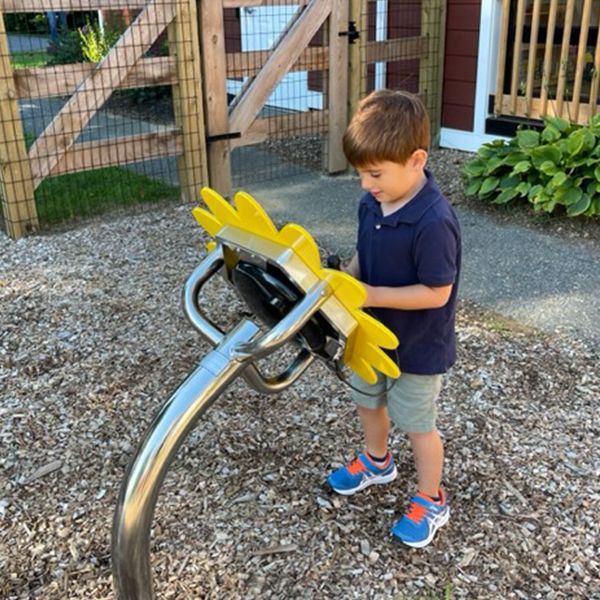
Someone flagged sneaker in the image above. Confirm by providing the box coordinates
[391,489,449,548]
[327,452,397,495]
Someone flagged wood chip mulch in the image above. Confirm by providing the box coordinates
[1,204,599,599]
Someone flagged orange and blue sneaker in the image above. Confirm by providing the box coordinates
[391,489,449,548]
[327,452,397,495]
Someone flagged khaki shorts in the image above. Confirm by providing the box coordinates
[351,372,443,433]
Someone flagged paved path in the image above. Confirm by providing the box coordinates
[245,173,600,345]
[8,34,51,53]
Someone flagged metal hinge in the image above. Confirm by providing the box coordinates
[339,21,360,44]
[206,132,242,143]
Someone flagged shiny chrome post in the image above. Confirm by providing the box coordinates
[112,320,260,600]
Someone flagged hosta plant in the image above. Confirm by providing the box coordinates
[463,114,600,217]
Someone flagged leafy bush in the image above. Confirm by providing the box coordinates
[79,21,120,63]
[463,115,600,217]
[46,30,85,65]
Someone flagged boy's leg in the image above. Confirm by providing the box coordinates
[327,375,397,495]
[408,430,444,498]
[358,404,390,458]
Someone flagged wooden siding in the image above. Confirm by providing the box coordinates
[441,0,481,130]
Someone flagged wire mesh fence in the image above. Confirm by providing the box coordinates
[0,1,205,238]
[0,0,447,239]
[360,0,446,146]
[224,2,329,188]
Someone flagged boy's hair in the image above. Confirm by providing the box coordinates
[343,89,431,167]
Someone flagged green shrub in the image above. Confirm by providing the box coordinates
[463,115,600,217]
[79,21,120,63]
[46,30,85,65]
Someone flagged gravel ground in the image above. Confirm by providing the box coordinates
[1,196,599,599]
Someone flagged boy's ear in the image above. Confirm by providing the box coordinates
[410,149,428,170]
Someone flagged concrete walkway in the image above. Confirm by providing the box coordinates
[244,172,600,345]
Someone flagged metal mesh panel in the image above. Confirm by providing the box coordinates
[361,0,445,145]
[224,2,328,187]
[0,2,206,238]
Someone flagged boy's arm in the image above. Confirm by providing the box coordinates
[363,282,453,310]
[341,253,360,279]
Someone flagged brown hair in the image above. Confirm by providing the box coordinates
[342,89,430,167]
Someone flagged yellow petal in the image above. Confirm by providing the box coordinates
[233,191,279,239]
[355,341,400,379]
[200,187,241,227]
[346,354,378,385]
[278,223,321,272]
[354,311,399,349]
[192,207,224,237]
[320,269,367,309]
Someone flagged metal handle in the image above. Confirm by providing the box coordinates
[182,251,324,393]
[230,280,331,361]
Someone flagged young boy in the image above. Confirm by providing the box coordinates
[327,89,461,548]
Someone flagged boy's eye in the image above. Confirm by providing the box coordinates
[370,173,381,178]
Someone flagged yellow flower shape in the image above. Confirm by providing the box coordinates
[193,187,400,384]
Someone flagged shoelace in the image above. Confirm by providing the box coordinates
[405,500,429,524]
[347,457,367,475]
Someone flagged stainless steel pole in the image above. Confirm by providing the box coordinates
[112,320,260,600]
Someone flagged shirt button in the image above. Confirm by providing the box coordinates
[375,223,381,230]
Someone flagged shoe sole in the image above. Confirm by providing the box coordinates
[394,509,450,548]
[330,465,398,496]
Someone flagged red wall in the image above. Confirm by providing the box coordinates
[442,0,481,131]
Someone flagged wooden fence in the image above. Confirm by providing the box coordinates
[0,0,446,240]
[495,0,600,124]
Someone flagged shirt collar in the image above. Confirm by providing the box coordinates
[364,169,441,226]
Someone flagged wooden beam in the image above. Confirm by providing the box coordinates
[494,0,512,114]
[199,0,232,197]
[571,0,593,122]
[327,0,348,173]
[227,46,329,78]
[169,0,208,203]
[365,36,429,64]
[420,0,447,147]
[231,110,328,148]
[49,130,183,177]
[223,0,309,7]
[500,95,599,125]
[0,12,38,239]
[229,0,333,136]
[348,0,367,120]
[555,0,576,117]
[539,0,559,115]
[14,57,176,100]
[28,0,176,189]
[0,0,147,11]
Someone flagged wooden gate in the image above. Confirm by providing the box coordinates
[0,0,207,239]
[200,0,349,197]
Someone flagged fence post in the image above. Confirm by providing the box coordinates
[348,0,367,119]
[420,0,447,148]
[0,12,38,239]
[169,0,208,203]
[327,0,349,173]
[199,0,232,198]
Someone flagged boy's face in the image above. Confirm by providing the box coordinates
[356,151,427,206]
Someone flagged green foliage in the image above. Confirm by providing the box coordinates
[46,30,85,65]
[35,167,179,225]
[10,51,49,70]
[78,20,120,63]
[463,115,600,217]
[5,13,48,35]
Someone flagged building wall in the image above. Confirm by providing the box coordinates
[441,0,481,131]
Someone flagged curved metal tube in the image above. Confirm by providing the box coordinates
[112,320,260,600]
[242,347,314,394]
[231,280,330,361]
[182,248,225,346]
[182,253,319,394]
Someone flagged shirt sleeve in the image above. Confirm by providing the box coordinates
[413,218,459,287]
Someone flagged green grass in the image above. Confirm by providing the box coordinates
[10,50,49,69]
[35,166,180,225]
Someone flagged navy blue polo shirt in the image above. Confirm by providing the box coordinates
[356,170,461,374]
